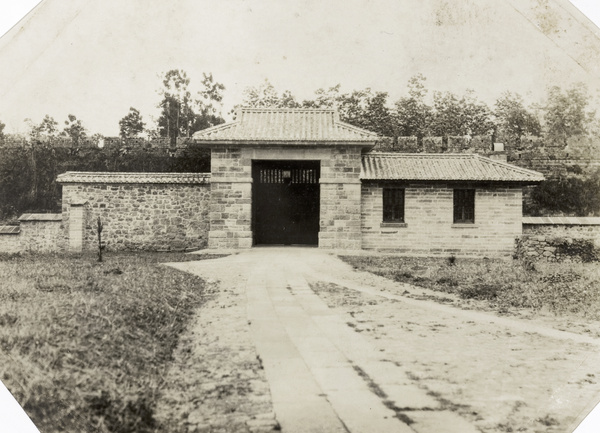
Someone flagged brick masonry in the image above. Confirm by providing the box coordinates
[61,177,211,252]
[361,183,523,257]
[207,145,364,250]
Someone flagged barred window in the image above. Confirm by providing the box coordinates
[453,189,475,223]
[383,188,405,223]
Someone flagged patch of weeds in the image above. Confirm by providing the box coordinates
[0,313,18,326]
[339,255,600,319]
[495,422,515,432]
[351,364,387,398]
[536,414,559,426]
[458,282,501,300]
[383,400,414,425]
[436,276,459,288]
[426,390,470,412]
[87,391,156,433]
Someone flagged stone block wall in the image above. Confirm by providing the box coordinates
[361,183,522,257]
[517,223,600,262]
[0,227,21,254]
[19,214,64,253]
[60,173,211,252]
[0,215,64,254]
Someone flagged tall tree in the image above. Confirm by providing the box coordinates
[157,70,225,142]
[543,83,595,145]
[157,69,193,141]
[0,120,5,141]
[494,92,541,145]
[61,114,87,146]
[301,85,340,108]
[302,85,394,136]
[336,88,395,137]
[430,90,494,139]
[394,74,433,140]
[193,73,227,131]
[241,79,301,108]
[119,107,145,138]
[25,115,59,140]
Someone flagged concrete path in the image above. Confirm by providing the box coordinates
[175,248,481,433]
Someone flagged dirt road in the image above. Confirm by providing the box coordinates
[166,248,600,433]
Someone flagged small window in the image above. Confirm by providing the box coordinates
[453,189,475,223]
[383,188,405,223]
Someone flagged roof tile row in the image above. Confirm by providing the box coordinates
[57,172,211,184]
[361,153,544,183]
[193,108,379,143]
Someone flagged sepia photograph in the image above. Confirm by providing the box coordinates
[0,1,600,432]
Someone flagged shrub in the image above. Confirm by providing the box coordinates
[554,238,599,263]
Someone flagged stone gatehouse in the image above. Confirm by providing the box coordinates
[0,108,545,257]
[191,108,543,256]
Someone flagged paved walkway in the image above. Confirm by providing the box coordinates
[173,248,481,433]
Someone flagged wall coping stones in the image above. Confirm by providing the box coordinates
[57,171,211,185]
[523,216,600,225]
[19,213,62,222]
[0,225,20,234]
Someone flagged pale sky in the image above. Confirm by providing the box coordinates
[1,0,600,136]
[0,0,599,37]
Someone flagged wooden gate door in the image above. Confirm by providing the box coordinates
[252,160,320,245]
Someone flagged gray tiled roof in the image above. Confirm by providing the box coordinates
[0,225,20,234]
[18,214,62,222]
[523,216,600,225]
[57,172,211,184]
[193,108,379,144]
[361,153,544,183]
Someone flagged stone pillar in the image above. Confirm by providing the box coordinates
[207,147,253,249]
[69,202,87,252]
[319,180,362,250]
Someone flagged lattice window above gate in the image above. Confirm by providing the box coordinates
[258,168,319,184]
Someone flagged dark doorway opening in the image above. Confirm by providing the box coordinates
[252,160,320,246]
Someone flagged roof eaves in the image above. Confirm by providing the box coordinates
[192,121,240,139]
[473,154,545,180]
[335,120,380,138]
[193,139,376,146]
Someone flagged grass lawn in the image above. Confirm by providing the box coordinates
[340,255,600,319]
[0,252,218,433]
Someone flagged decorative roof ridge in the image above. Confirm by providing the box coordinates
[473,154,545,177]
[238,107,337,113]
[57,171,211,184]
[57,171,211,176]
[336,121,380,137]
[364,152,474,158]
[194,121,240,135]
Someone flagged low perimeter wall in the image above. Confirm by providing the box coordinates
[0,214,64,254]
[517,217,600,262]
[58,172,211,252]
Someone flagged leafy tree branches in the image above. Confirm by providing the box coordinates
[157,70,225,142]
[494,92,541,145]
[119,108,145,138]
[543,83,595,145]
